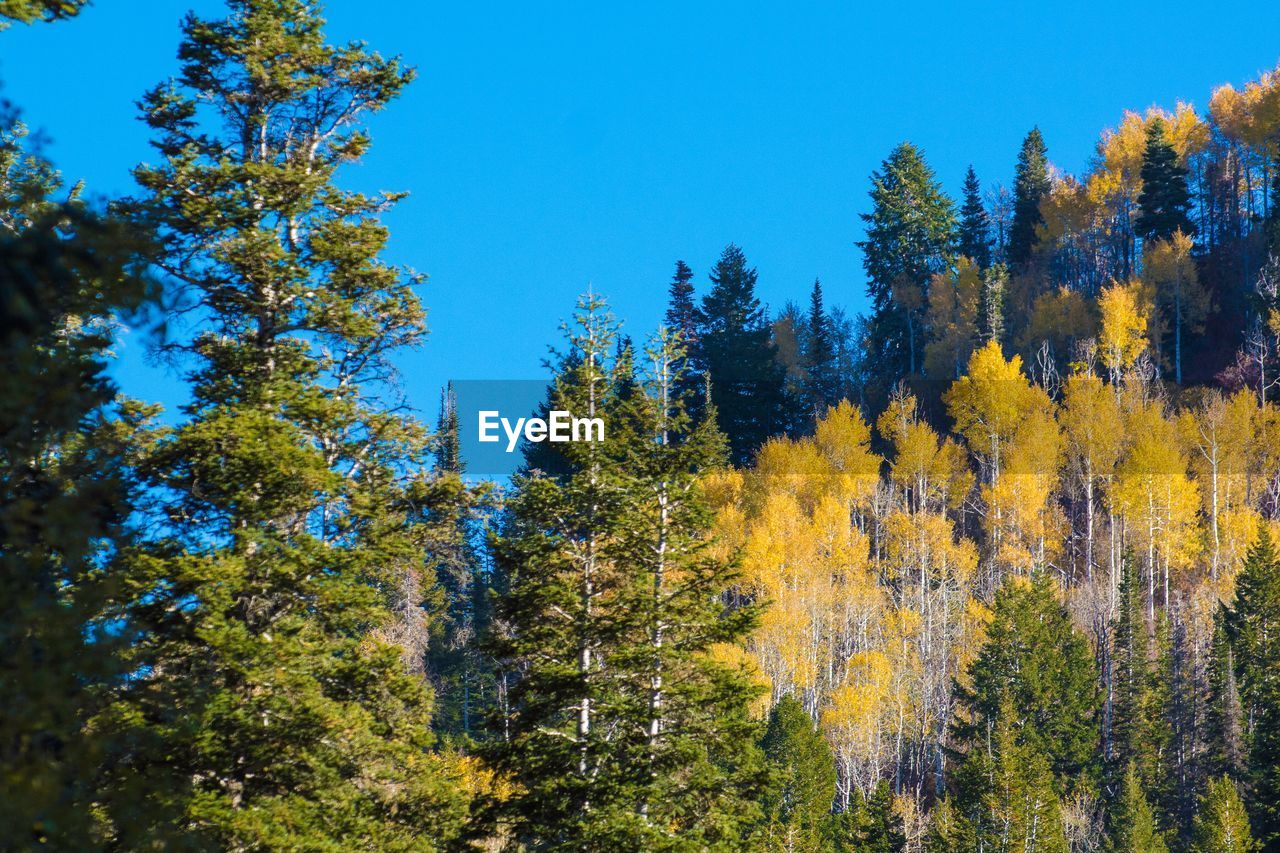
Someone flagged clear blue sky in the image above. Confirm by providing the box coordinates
[3,1,1280,421]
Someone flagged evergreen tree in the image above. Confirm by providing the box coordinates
[952,692,1069,852]
[952,573,1100,798]
[803,278,840,419]
[1189,776,1258,853]
[0,0,86,27]
[1225,528,1280,846]
[697,244,787,464]
[0,113,151,848]
[923,797,973,853]
[102,2,468,845]
[665,258,700,355]
[1008,127,1051,267]
[760,695,836,850]
[485,296,765,848]
[1135,118,1194,244]
[858,143,957,399]
[1205,611,1248,781]
[1108,554,1171,807]
[959,165,993,269]
[1106,762,1169,853]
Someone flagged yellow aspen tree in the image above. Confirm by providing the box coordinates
[1060,373,1126,585]
[1143,231,1210,383]
[924,258,982,380]
[1179,390,1256,580]
[1114,401,1202,618]
[1097,280,1149,382]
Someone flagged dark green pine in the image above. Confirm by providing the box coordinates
[1225,528,1280,847]
[101,1,469,846]
[697,243,788,464]
[857,142,957,402]
[760,695,836,849]
[1135,118,1195,244]
[0,115,152,849]
[959,165,993,269]
[1008,127,1051,267]
[951,572,1100,798]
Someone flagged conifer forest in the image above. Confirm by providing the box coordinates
[10,1,1280,850]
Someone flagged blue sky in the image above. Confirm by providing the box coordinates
[3,1,1280,422]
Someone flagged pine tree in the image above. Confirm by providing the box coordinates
[760,695,836,850]
[0,0,86,27]
[1108,554,1170,805]
[1225,528,1280,846]
[0,112,151,848]
[1009,127,1051,268]
[857,142,957,402]
[1189,776,1258,853]
[1135,118,1194,244]
[665,258,700,354]
[102,2,468,845]
[803,278,839,419]
[952,573,1100,798]
[485,297,765,847]
[697,243,787,464]
[959,165,993,269]
[1205,611,1248,782]
[923,797,974,852]
[1106,762,1169,853]
[952,692,1070,852]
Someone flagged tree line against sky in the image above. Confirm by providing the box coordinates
[6,0,1280,850]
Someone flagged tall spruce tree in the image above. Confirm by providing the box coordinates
[1205,611,1248,781]
[1225,528,1280,846]
[959,165,993,269]
[102,2,468,845]
[697,244,786,464]
[1108,554,1171,808]
[803,278,840,420]
[857,142,957,403]
[1135,118,1194,244]
[0,112,152,847]
[1189,776,1258,853]
[1106,762,1169,853]
[951,573,1100,798]
[831,781,905,853]
[951,692,1069,852]
[1008,127,1051,268]
[485,295,765,847]
[759,695,836,850]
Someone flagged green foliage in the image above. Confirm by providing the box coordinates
[951,693,1069,852]
[1135,118,1194,243]
[979,262,1008,346]
[697,243,787,464]
[1226,528,1280,847]
[0,113,153,850]
[1009,127,1051,267]
[1106,762,1168,853]
[953,573,1101,798]
[830,781,905,853]
[1189,776,1257,853]
[0,0,84,28]
[857,142,957,398]
[485,298,765,848]
[802,278,840,419]
[97,1,470,846]
[760,695,836,850]
[1108,554,1172,816]
[1205,610,1248,781]
[959,165,993,269]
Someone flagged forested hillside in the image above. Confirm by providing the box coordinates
[5,1,1280,850]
